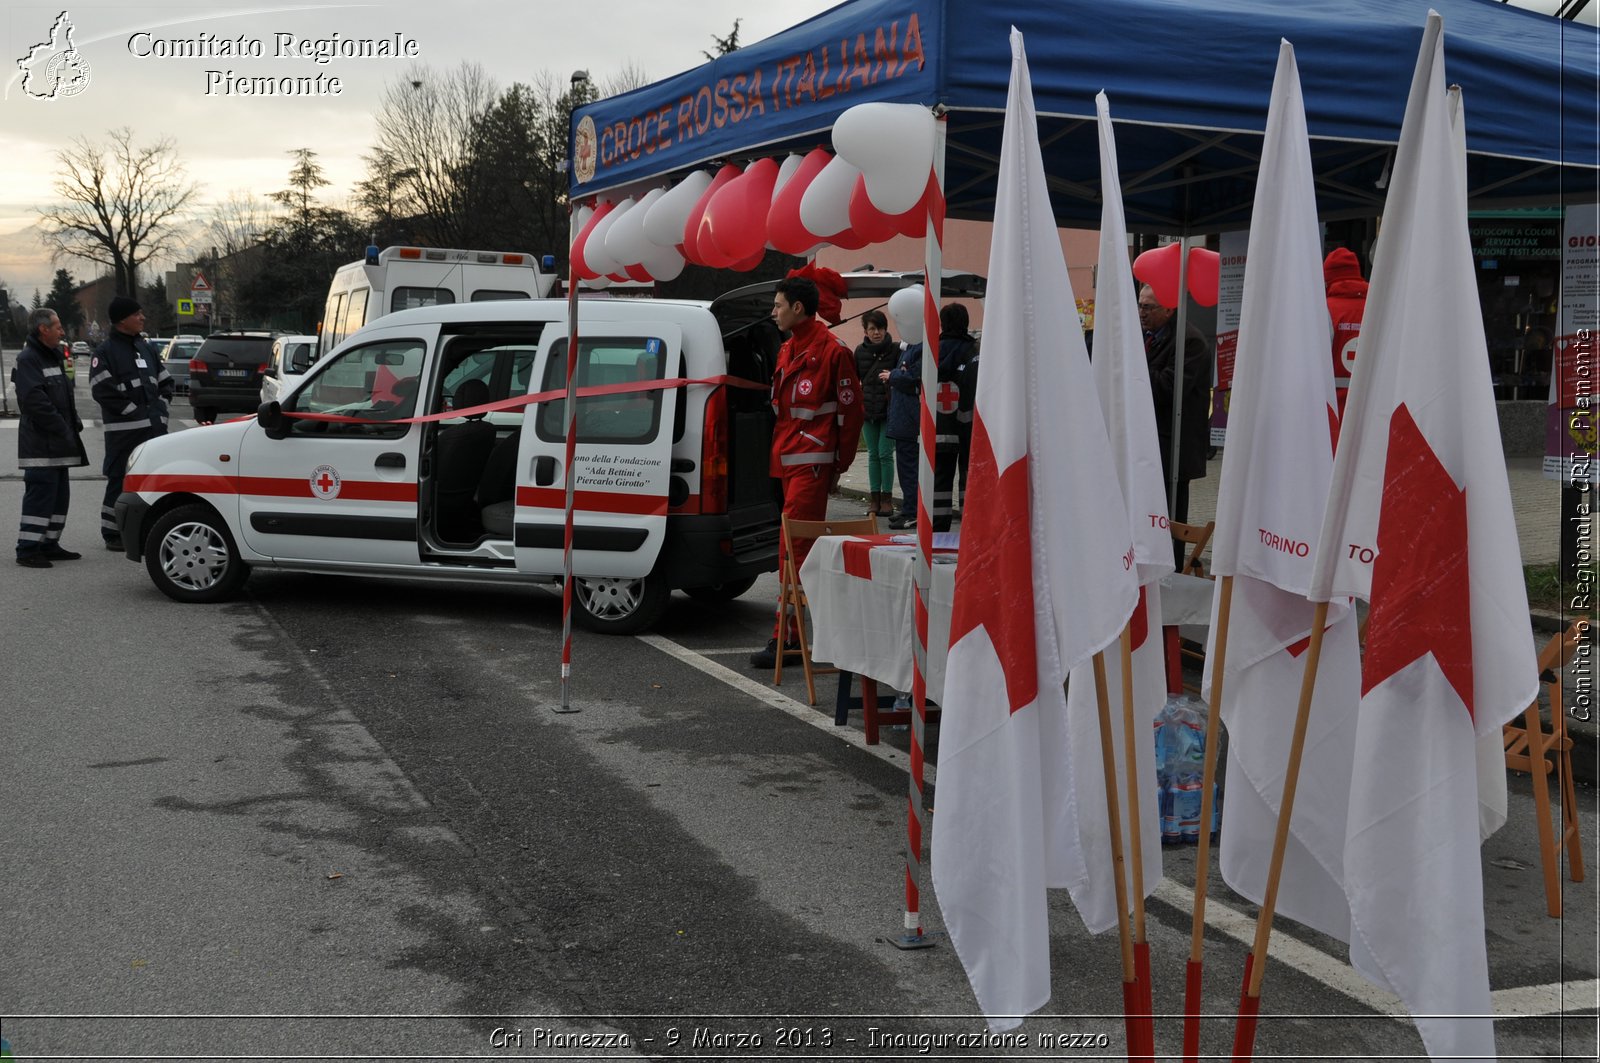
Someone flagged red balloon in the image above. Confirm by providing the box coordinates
[624,263,654,283]
[682,165,742,267]
[569,200,615,281]
[825,226,869,251]
[706,157,779,263]
[766,148,832,255]
[1132,242,1183,308]
[848,175,900,245]
[728,247,767,273]
[1185,247,1221,307]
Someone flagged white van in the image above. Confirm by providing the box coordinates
[260,334,319,404]
[318,246,557,358]
[113,296,780,634]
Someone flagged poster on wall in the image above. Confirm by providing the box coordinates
[1209,229,1248,445]
[1545,204,1599,484]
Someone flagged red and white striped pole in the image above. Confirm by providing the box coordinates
[891,111,947,950]
[557,203,584,715]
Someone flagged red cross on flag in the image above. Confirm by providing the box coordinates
[1307,15,1538,1060]
[930,28,1138,1033]
[936,380,960,414]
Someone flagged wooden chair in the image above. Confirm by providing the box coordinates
[1503,619,1588,918]
[1168,520,1217,693]
[1171,519,1216,578]
[774,514,879,705]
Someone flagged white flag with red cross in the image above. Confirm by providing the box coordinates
[1307,14,1538,1060]
[930,27,1138,1032]
[1056,90,1174,934]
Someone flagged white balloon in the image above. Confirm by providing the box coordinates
[798,156,860,239]
[888,285,925,344]
[640,241,686,283]
[766,154,807,251]
[643,170,712,249]
[584,200,630,276]
[606,194,661,268]
[600,197,641,268]
[771,153,805,199]
[579,276,611,290]
[833,102,936,215]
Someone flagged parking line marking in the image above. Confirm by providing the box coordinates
[636,633,931,785]
[645,634,1588,1023]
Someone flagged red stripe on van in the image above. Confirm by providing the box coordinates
[126,473,416,503]
[516,486,668,516]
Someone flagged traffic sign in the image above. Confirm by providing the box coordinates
[190,271,211,292]
[177,299,194,315]
[191,290,213,305]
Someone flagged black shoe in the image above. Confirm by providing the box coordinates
[750,638,802,669]
[15,555,53,568]
[42,546,82,561]
[888,512,916,530]
[104,538,124,551]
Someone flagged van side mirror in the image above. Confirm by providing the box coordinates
[258,400,289,439]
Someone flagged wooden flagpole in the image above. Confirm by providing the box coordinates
[1090,650,1141,1059]
[1119,623,1155,1062]
[1184,574,1235,1061]
[1230,599,1331,1061]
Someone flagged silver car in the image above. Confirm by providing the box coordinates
[161,336,204,394]
[260,334,319,404]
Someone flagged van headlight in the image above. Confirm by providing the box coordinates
[127,442,146,470]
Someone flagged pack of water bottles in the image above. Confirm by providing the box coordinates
[1153,693,1224,845]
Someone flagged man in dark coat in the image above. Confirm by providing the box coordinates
[90,294,173,550]
[1138,284,1212,530]
[13,308,89,567]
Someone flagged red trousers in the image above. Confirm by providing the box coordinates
[773,465,832,640]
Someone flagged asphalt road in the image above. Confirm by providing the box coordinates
[0,386,1595,1060]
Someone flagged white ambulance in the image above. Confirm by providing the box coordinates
[318,246,558,358]
[114,296,783,634]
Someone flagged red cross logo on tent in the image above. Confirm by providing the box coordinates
[309,464,342,500]
[936,381,961,414]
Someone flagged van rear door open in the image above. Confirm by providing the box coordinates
[513,322,682,579]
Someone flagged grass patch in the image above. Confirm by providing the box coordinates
[1526,562,1599,619]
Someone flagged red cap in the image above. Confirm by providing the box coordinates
[786,262,847,325]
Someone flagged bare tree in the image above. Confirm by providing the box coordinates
[205,190,268,258]
[602,59,652,97]
[37,127,201,295]
[370,63,498,246]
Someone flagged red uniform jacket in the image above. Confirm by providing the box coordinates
[1324,248,1368,409]
[769,317,864,477]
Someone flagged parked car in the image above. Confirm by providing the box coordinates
[259,334,319,404]
[161,336,204,395]
[185,331,277,423]
[71,340,90,356]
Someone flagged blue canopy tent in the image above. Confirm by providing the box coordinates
[569,0,1598,231]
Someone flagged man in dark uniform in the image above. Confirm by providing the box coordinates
[90,295,173,550]
[13,308,88,567]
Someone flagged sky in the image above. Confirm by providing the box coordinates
[0,0,1590,301]
[0,0,841,297]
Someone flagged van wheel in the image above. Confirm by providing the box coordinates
[683,576,758,603]
[145,503,250,603]
[571,572,670,635]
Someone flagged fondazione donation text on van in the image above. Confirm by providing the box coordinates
[127,31,421,95]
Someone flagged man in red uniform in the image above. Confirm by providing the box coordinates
[750,267,864,669]
[1324,247,1368,420]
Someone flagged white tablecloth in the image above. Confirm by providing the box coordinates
[800,533,1215,703]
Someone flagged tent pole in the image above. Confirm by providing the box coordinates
[889,109,947,951]
[1167,236,1193,518]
